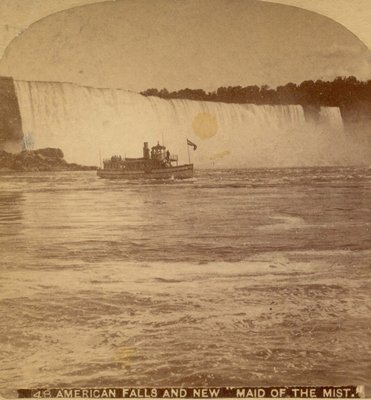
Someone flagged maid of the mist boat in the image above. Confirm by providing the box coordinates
[97,139,197,179]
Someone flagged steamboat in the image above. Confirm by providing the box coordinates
[97,141,194,180]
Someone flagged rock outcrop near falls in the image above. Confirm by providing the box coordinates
[0,148,96,172]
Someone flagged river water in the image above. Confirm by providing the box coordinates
[0,168,370,395]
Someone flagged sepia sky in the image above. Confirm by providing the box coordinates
[262,0,371,49]
[0,0,370,57]
[0,0,370,91]
[0,0,109,59]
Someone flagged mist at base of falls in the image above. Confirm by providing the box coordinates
[13,80,371,168]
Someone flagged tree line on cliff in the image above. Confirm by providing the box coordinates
[141,76,371,119]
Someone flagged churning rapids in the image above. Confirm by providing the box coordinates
[11,80,370,168]
[0,168,370,395]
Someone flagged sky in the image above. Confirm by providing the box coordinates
[0,0,108,59]
[262,0,371,50]
[0,0,370,90]
[0,0,370,58]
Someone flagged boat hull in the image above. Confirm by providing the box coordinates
[97,164,193,180]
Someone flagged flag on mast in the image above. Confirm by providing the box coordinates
[187,138,197,150]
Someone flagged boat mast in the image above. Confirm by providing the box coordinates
[187,140,191,164]
[162,131,165,147]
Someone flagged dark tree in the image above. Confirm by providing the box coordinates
[140,76,371,124]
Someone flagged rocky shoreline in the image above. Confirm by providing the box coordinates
[0,148,97,172]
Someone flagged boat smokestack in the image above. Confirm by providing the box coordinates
[143,142,150,159]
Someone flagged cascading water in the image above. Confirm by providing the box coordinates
[12,80,366,167]
[319,107,344,131]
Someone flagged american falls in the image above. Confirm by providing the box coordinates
[12,80,368,168]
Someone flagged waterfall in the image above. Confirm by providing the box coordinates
[12,80,365,167]
[319,107,344,131]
